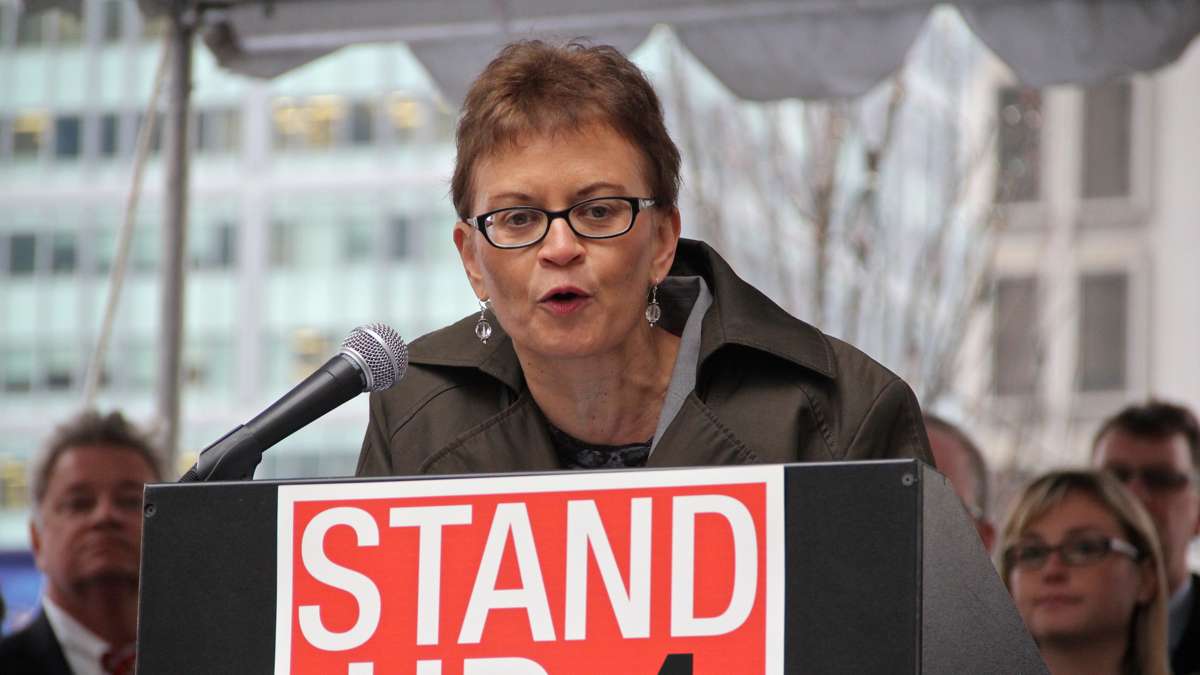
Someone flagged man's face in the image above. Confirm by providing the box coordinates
[31,445,158,599]
[1093,429,1200,591]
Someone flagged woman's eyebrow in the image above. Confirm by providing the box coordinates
[487,191,536,205]
[573,182,626,198]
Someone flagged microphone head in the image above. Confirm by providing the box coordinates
[340,323,408,391]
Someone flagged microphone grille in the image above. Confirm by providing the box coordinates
[341,322,408,391]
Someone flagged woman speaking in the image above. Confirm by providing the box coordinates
[356,41,932,476]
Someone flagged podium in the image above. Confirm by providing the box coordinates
[138,460,1046,674]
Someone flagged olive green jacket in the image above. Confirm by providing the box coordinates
[356,239,933,477]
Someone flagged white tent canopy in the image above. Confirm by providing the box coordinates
[130,0,1200,102]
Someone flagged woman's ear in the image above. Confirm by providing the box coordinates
[650,206,682,282]
[454,221,488,300]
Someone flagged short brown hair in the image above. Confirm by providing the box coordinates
[997,470,1169,675]
[1091,400,1200,474]
[31,409,164,508]
[451,40,681,220]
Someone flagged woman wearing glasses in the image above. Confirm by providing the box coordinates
[998,470,1170,675]
[356,40,932,476]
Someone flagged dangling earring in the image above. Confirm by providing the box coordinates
[645,283,661,326]
[474,298,493,344]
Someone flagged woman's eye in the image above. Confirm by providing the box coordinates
[503,211,537,227]
[584,206,611,219]
[1018,545,1047,561]
[1071,540,1105,555]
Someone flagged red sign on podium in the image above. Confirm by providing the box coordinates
[275,466,784,675]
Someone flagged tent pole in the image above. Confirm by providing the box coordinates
[158,3,193,473]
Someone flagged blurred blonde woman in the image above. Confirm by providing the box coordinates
[998,470,1170,675]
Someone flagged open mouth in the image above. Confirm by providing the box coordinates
[540,287,591,314]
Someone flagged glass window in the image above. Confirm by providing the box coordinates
[55,10,83,44]
[0,5,11,48]
[100,113,120,157]
[215,220,236,268]
[996,88,1042,203]
[431,98,457,142]
[191,220,237,269]
[1082,80,1132,199]
[1079,272,1128,391]
[386,214,410,260]
[92,226,117,274]
[51,231,77,274]
[1,347,34,393]
[54,115,82,159]
[349,101,375,145]
[132,224,158,273]
[43,346,76,391]
[16,9,45,46]
[184,337,233,392]
[291,328,333,382]
[195,108,241,154]
[12,111,48,157]
[993,276,1038,395]
[271,99,304,150]
[118,341,156,391]
[271,96,345,150]
[141,14,165,40]
[101,0,123,42]
[342,218,373,262]
[387,95,423,142]
[269,220,295,267]
[9,233,37,275]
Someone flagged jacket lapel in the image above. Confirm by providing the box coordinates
[420,393,562,475]
[647,393,759,467]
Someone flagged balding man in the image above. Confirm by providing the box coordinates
[924,414,995,552]
[0,411,162,675]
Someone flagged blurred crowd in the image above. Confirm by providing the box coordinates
[928,400,1199,675]
[0,400,1196,674]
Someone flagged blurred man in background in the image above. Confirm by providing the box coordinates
[0,411,162,675]
[1092,400,1200,674]
[925,413,995,552]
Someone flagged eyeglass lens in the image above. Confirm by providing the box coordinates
[483,197,637,246]
[1008,534,1128,570]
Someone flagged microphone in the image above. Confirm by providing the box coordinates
[179,323,408,482]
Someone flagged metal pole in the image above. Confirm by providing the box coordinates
[159,4,193,472]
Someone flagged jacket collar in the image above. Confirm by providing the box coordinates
[672,239,835,378]
[406,238,836,389]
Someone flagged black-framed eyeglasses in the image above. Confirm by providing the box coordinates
[466,196,656,249]
[1105,464,1194,493]
[1004,533,1141,571]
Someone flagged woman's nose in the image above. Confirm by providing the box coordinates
[1039,551,1070,581]
[538,216,584,266]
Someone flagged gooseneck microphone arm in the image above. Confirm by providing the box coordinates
[179,354,366,482]
[179,323,408,483]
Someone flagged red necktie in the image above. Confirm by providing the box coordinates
[101,643,136,675]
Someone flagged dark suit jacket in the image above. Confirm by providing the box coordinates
[0,612,72,675]
[1174,572,1200,675]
